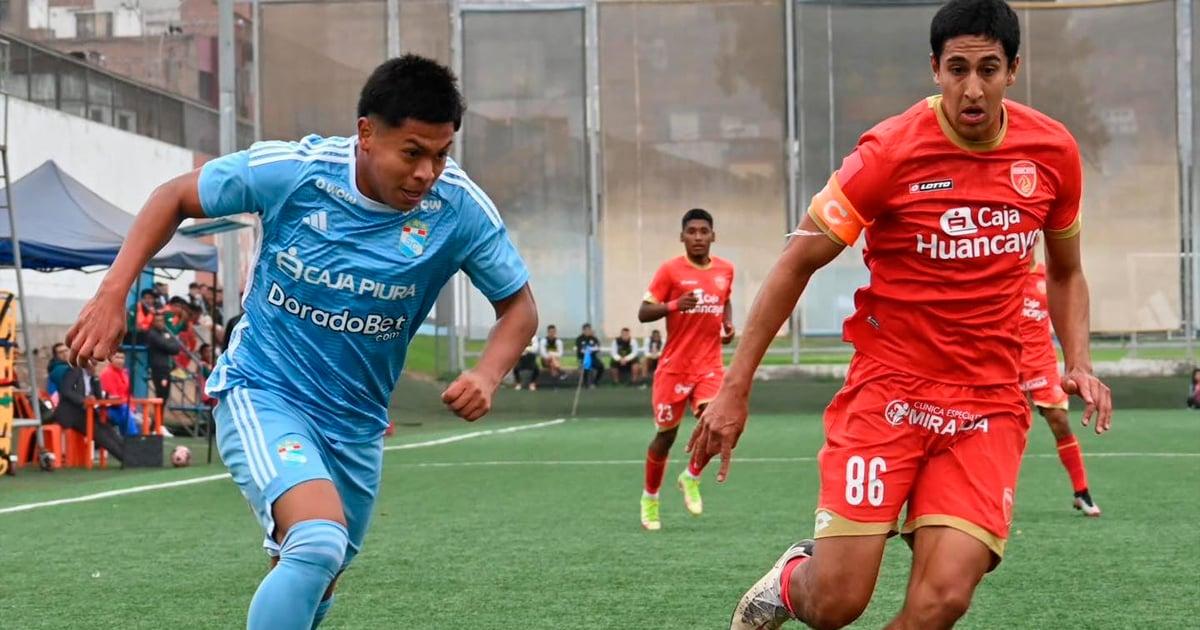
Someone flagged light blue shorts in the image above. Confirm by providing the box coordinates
[214,385,383,570]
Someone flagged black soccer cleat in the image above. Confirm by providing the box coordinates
[1073,489,1101,517]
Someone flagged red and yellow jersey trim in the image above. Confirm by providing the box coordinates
[926,95,1008,153]
[1045,215,1082,240]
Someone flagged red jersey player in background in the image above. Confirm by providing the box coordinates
[637,208,735,531]
[688,1,1112,628]
[1021,257,1100,516]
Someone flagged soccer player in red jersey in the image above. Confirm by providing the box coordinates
[686,1,1113,628]
[638,208,735,531]
[1020,258,1100,516]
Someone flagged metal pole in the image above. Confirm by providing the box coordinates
[448,0,464,373]
[786,0,801,365]
[252,0,262,142]
[387,0,401,58]
[1178,0,1195,359]
[0,98,45,451]
[218,0,241,326]
[585,0,601,332]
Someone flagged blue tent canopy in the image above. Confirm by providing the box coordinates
[0,160,218,271]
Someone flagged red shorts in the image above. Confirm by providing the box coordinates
[815,354,1030,562]
[651,368,722,431]
[1021,367,1069,410]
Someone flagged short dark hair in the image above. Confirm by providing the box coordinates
[930,0,1020,66]
[358,55,467,131]
[682,208,713,230]
[547,325,557,331]
[621,327,630,333]
[140,289,156,298]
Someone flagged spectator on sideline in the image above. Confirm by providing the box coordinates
[47,342,70,401]
[540,324,565,380]
[145,312,182,402]
[98,349,139,436]
[188,282,210,316]
[51,363,124,462]
[153,282,170,309]
[514,335,541,391]
[1188,368,1200,409]
[575,323,603,388]
[609,327,642,385]
[133,288,157,334]
[643,329,664,379]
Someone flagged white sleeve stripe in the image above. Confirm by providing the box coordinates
[248,154,353,168]
[440,173,502,228]
[249,145,352,161]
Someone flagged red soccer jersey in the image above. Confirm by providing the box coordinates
[644,255,734,375]
[1019,263,1059,375]
[808,96,1082,386]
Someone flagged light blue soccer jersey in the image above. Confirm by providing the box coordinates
[199,135,529,441]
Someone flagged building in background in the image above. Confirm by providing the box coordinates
[0,0,253,118]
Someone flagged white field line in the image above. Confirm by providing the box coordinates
[0,418,566,516]
[393,452,1200,469]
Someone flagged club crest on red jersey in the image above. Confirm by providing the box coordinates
[1010,160,1038,198]
[714,275,728,291]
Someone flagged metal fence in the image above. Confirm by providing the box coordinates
[252,0,1197,367]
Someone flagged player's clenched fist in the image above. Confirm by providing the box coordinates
[65,292,127,367]
[441,369,498,422]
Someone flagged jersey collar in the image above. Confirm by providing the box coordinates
[926,95,1007,153]
[683,255,713,270]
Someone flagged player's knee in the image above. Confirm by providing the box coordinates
[906,580,974,625]
[279,519,349,580]
[803,578,872,629]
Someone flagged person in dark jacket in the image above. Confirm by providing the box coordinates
[51,365,123,462]
[145,312,182,401]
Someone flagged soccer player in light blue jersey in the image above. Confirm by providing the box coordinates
[66,55,538,629]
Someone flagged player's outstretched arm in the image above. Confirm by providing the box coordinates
[1044,233,1112,433]
[65,170,207,366]
[687,215,844,481]
[441,284,537,422]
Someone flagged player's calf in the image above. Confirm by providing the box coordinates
[248,519,348,630]
[731,536,882,630]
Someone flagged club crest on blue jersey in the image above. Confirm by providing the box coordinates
[399,219,430,257]
[276,440,308,467]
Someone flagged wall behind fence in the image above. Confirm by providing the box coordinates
[599,0,787,338]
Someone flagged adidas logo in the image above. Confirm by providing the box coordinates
[302,211,328,232]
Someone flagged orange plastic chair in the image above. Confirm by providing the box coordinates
[16,423,62,469]
[83,397,124,470]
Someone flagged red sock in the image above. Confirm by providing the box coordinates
[687,456,704,478]
[1056,435,1089,493]
[779,556,809,618]
[644,449,668,495]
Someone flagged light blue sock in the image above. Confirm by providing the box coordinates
[247,520,347,630]
[311,595,335,629]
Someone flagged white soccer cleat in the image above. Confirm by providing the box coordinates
[729,540,814,630]
[1073,490,1101,517]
